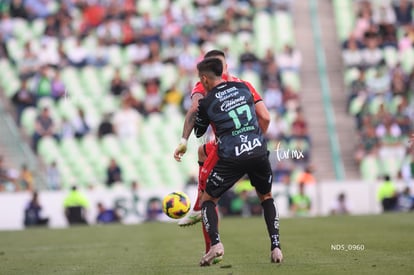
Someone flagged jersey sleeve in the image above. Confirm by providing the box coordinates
[243,80,262,103]
[191,81,206,98]
[194,99,210,138]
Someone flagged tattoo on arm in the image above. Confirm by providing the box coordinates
[181,93,203,140]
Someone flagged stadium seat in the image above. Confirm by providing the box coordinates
[360,155,380,182]
[281,71,301,92]
[20,107,38,136]
[383,47,399,68]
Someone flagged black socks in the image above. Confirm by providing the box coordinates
[261,198,281,250]
[201,200,220,246]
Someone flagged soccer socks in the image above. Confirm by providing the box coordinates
[202,221,210,253]
[261,198,281,250]
[201,200,220,246]
[193,161,204,211]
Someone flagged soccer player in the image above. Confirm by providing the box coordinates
[173,50,270,254]
[194,57,282,265]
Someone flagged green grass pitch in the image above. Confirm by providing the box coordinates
[0,213,413,275]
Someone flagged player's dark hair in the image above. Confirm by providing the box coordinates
[197,58,223,77]
[204,49,225,59]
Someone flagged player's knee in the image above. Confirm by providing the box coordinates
[198,145,207,162]
[257,191,273,203]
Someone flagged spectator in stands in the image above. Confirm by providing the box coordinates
[56,42,69,69]
[146,197,163,222]
[46,161,60,190]
[239,42,260,73]
[342,37,364,68]
[32,107,58,152]
[64,186,89,225]
[266,114,288,141]
[162,83,183,110]
[88,38,108,67]
[32,66,52,99]
[37,40,60,68]
[354,125,379,163]
[11,79,36,125]
[96,202,120,224]
[291,108,309,138]
[50,71,66,101]
[79,1,106,35]
[361,35,384,68]
[143,79,162,115]
[289,124,311,165]
[366,65,390,94]
[18,164,34,191]
[377,118,406,169]
[9,0,28,19]
[0,11,13,41]
[377,175,398,212]
[140,53,164,82]
[393,0,413,26]
[395,102,411,136]
[390,66,408,97]
[18,42,40,79]
[398,186,414,212]
[372,3,396,28]
[127,38,150,67]
[260,60,282,90]
[0,32,10,60]
[23,191,49,227]
[263,81,283,114]
[97,113,114,139]
[277,44,302,72]
[113,100,141,139]
[353,6,372,41]
[105,158,122,187]
[67,38,89,68]
[110,69,127,96]
[0,155,19,192]
[176,42,197,75]
[297,165,316,185]
[72,108,90,139]
[24,0,53,19]
[290,183,311,217]
[330,192,351,215]
[59,117,76,139]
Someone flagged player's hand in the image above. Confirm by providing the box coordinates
[174,138,187,162]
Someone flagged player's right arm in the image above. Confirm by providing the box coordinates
[173,91,204,162]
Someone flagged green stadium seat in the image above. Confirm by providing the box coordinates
[343,67,360,86]
[21,107,38,136]
[37,136,60,164]
[281,71,301,92]
[240,69,262,93]
[383,47,398,68]
[360,155,380,182]
[31,19,46,38]
[400,48,414,74]
[348,94,366,116]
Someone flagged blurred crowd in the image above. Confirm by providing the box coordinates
[0,0,312,191]
[341,0,414,181]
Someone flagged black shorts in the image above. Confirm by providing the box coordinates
[205,154,273,198]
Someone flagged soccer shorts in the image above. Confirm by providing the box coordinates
[205,153,273,199]
[199,141,219,191]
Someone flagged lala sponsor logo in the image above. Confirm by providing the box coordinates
[235,135,262,156]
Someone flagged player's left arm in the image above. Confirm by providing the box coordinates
[244,81,270,133]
